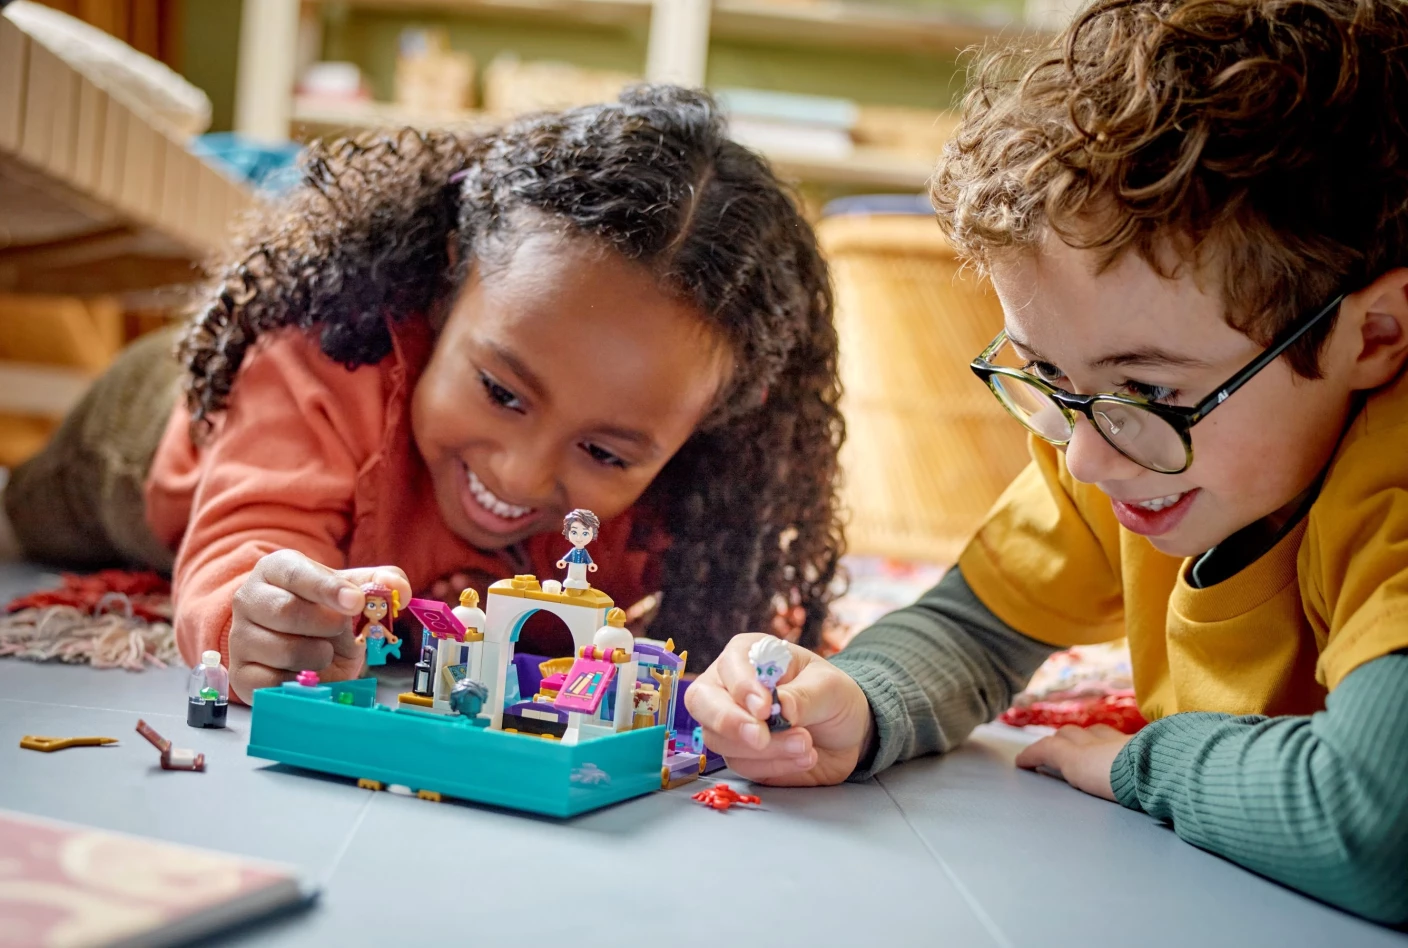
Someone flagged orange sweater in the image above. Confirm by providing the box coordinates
[145,314,666,666]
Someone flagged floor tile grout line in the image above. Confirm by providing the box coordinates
[877,778,1016,948]
[1,696,184,719]
[318,792,374,889]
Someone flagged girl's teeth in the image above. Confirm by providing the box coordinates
[466,467,533,519]
[1135,492,1186,512]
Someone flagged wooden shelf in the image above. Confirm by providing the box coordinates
[707,1,1028,54]
[292,97,936,188]
[305,0,652,28]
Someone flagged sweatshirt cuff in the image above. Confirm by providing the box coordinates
[1110,737,1144,810]
[829,653,908,782]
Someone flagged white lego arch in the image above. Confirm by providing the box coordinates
[481,579,611,730]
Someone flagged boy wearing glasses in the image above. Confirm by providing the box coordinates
[686,0,1408,923]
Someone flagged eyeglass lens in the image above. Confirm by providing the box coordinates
[990,374,1188,473]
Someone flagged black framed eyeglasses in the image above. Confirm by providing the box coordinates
[969,293,1345,474]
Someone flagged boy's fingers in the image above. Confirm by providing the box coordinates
[255,550,363,615]
[686,680,770,751]
[702,725,814,762]
[774,663,851,731]
[725,752,819,784]
[1016,734,1071,772]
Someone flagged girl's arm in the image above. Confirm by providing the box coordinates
[830,567,1057,780]
[1113,653,1408,924]
[167,330,386,664]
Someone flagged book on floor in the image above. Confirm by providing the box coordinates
[0,807,315,947]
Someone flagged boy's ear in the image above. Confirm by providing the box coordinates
[1344,269,1408,391]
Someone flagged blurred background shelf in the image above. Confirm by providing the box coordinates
[290,95,937,188]
[234,0,1047,198]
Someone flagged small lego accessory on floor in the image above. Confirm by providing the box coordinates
[555,509,600,591]
[135,719,205,772]
[691,783,762,812]
[187,650,229,728]
[748,635,794,732]
[355,583,402,667]
[295,670,320,688]
[20,735,118,752]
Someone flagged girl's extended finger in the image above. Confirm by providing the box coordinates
[235,623,336,672]
[230,661,293,704]
[238,582,356,638]
[255,550,362,615]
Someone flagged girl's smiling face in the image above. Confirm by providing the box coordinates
[413,233,730,551]
[988,238,1367,559]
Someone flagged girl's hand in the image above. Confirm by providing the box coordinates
[1014,724,1131,801]
[684,633,873,787]
[228,549,411,703]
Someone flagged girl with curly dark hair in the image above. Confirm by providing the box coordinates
[3,85,845,702]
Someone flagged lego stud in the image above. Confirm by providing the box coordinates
[747,635,794,732]
[556,509,600,591]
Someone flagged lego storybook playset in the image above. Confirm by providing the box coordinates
[240,509,792,818]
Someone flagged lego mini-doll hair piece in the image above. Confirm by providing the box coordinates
[176,86,846,667]
[748,635,792,679]
[449,677,490,718]
[458,588,480,608]
[562,509,600,540]
[361,582,400,619]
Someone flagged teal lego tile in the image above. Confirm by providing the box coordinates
[247,685,663,818]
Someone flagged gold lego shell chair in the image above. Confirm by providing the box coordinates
[818,213,1032,564]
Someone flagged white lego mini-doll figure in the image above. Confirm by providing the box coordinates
[747,635,794,732]
[556,509,601,590]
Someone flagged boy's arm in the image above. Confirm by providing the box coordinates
[830,567,1058,780]
[1112,652,1408,924]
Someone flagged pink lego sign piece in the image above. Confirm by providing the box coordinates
[407,598,468,642]
[552,659,617,715]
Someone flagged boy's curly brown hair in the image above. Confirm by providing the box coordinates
[176,85,845,665]
[933,0,1408,377]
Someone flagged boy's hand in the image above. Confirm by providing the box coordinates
[228,549,411,703]
[684,633,873,787]
[1014,724,1132,801]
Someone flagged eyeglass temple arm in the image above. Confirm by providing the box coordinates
[1186,294,1345,423]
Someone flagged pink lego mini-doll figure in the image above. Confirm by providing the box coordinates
[747,635,793,732]
[356,582,402,667]
[555,509,601,590]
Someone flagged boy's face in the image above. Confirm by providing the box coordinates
[414,233,730,551]
[988,238,1358,558]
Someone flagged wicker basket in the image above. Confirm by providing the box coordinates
[818,214,1031,564]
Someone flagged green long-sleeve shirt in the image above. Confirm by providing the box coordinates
[831,568,1408,925]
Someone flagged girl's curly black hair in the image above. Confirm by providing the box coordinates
[176,84,845,664]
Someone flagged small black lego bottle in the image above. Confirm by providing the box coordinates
[187,650,229,728]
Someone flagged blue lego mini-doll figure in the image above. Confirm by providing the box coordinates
[356,583,402,668]
[555,509,601,590]
[449,678,491,727]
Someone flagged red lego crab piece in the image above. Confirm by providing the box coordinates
[691,783,761,812]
